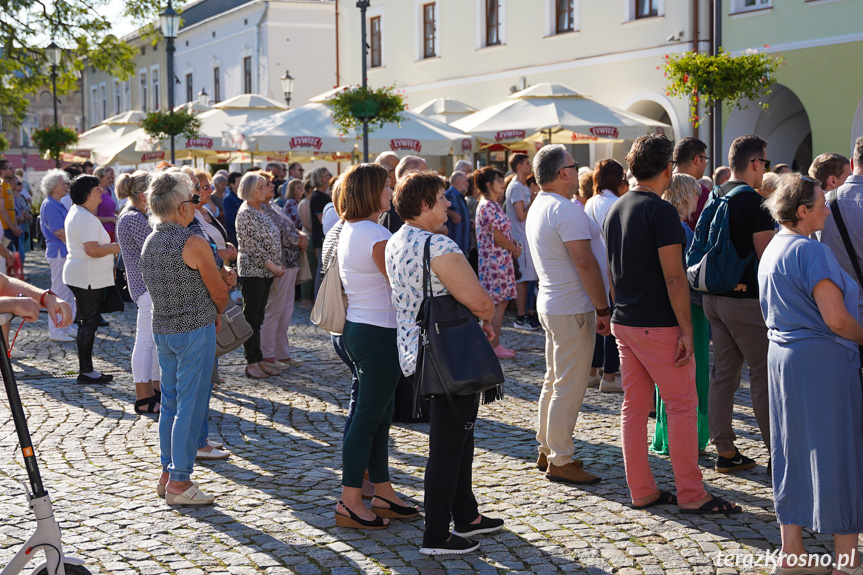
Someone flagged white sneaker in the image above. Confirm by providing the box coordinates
[9,348,26,359]
[588,373,602,388]
[196,447,230,460]
[600,376,624,393]
[50,333,76,343]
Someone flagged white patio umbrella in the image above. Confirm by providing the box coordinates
[225,101,475,157]
[452,83,668,147]
[60,110,146,163]
[137,94,286,160]
[413,97,477,125]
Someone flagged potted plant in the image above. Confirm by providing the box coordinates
[327,85,406,134]
[141,109,202,142]
[661,47,783,128]
[31,125,79,163]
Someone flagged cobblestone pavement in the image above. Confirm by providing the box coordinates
[0,251,831,575]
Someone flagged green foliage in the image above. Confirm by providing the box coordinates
[327,85,406,134]
[661,48,783,128]
[142,109,202,141]
[31,125,79,162]
[0,134,8,155]
[0,0,184,129]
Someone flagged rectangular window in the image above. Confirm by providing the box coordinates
[213,67,221,103]
[152,69,160,110]
[186,73,194,103]
[423,3,436,58]
[140,73,147,112]
[99,84,107,121]
[90,86,98,123]
[737,0,771,10]
[486,0,500,46]
[635,0,658,18]
[556,0,574,33]
[113,80,121,114]
[243,57,252,94]
[124,81,131,111]
[370,16,382,67]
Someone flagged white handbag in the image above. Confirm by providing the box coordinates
[310,222,347,334]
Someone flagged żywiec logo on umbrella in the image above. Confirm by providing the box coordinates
[589,126,619,138]
[461,139,472,152]
[390,139,421,153]
[495,130,526,142]
[571,132,599,142]
[186,137,214,149]
[290,137,323,150]
[141,152,165,162]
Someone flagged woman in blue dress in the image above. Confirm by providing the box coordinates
[759,173,863,575]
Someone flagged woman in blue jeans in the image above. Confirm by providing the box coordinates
[140,170,229,506]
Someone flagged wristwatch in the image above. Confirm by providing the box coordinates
[40,289,56,308]
[595,307,611,317]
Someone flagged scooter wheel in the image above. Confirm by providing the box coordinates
[35,563,92,575]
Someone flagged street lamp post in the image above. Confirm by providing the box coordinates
[357,0,370,162]
[46,40,62,168]
[160,0,181,163]
[280,70,294,108]
[197,87,210,107]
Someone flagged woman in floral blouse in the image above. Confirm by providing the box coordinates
[259,171,308,371]
[474,166,520,359]
[236,172,285,379]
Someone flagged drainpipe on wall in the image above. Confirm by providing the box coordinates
[712,0,722,164]
[692,0,699,141]
[256,1,269,96]
[335,0,340,87]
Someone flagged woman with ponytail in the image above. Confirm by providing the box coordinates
[116,171,161,414]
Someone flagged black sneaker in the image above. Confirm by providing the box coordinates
[527,315,541,329]
[452,515,505,538]
[513,315,532,330]
[419,534,480,556]
[715,448,757,473]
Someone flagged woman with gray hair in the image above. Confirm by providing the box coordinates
[140,170,229,506]
[116,171,161,415]
[758,173,863,575]
[38,169,76,342]
[236,172,285,379]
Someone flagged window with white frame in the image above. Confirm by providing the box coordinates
[243,57,253,93]
[140,71,148,111]
[422,2,437,58]
[99,83,107,121]
[90,86,98,123]
[624,0,663,21]
[151,66,160,110]
[186,73,194,103]
[113,79,121,114]
[485,0,501,46]
[733,0,771,12]
[123,80,131,111]
[213,67,221,103]
[555,0,575,33]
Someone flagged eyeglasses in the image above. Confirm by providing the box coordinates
[180,195,201,207]
[698,154,710,162]
[560,162,580,172]
[494,176,505,183]
[200,184,212,191]
[670,160,679,168]
[800,175,818,184]
[751,158,772,171]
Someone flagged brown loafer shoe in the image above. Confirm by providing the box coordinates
[537,453,583,472]
[546,462,601,485]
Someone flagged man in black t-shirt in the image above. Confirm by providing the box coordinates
[605,134,739,514]
[702,135,775,474]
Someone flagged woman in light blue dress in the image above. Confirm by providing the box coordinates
[759,173,863,575]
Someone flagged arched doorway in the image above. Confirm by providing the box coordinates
[723,83,812,171]
[606,91,681,165]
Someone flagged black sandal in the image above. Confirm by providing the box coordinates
[632,490,677,510]
[680,495,741,515]
[153,389,161,403]
[335,499,389,529]
[371,495,421,519]
[134,396,160,415]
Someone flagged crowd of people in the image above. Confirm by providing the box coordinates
[1,131,861,567]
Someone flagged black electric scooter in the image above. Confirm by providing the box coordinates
[0,314,91,575]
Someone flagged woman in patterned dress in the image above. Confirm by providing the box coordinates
[474,166,520,359]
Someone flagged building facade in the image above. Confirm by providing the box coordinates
[83,0,335,130]
[335,0,863,170]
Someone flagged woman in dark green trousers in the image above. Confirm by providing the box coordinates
[333,163,420,530]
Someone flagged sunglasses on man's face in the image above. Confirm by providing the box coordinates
[752,158,772,171]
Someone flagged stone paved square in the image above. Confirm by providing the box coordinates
[0,251,827,574]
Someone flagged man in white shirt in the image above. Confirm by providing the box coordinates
[526,144,611,486]
[505,153,539,330]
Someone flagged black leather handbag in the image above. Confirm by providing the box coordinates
[415,236,504,417]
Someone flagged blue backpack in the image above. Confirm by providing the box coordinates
[686,184,755,294]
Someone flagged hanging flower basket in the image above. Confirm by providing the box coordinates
[328,85,406,134]
[141,109,202,141]
[661,47,783,128]
[31,125,79,163]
